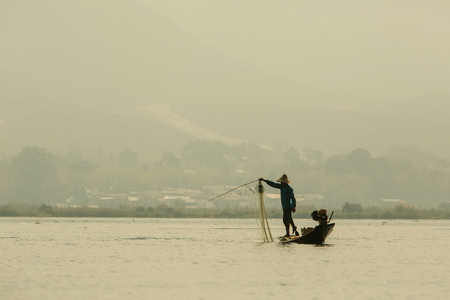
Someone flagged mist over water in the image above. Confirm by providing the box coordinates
[2,218,449,299]
[1,1,450,210]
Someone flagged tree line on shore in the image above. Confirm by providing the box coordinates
[0,140,450,211]
[0,202,449,219]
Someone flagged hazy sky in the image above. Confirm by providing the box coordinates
[2,0,450,158]
[141,0,450,100]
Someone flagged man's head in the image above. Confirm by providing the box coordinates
[276,174,290,184]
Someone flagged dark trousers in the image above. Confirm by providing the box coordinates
[283,208,296,235]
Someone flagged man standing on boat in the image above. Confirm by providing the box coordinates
[259,174,299,237]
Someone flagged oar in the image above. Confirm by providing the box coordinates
[328,211,334,223]
[208,179,259,201]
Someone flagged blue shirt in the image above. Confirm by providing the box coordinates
[264,180,296,210]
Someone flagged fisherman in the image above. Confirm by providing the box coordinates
[260,174,299,237]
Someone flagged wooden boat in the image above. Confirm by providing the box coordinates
[278,223,335,245]
[279,209,335,245]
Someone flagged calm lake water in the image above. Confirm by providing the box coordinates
[1,217,449,300]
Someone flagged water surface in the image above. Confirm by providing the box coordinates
[1,218,449,299]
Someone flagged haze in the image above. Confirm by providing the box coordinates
[144,0,450,99]
[1,0,450,159]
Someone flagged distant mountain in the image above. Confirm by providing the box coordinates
[1,0,449,160]
[0,0,327,158]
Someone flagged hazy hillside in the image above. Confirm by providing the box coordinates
[1,0,449,160]
[0,0,323,157]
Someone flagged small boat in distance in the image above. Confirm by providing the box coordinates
[279,209,335,245]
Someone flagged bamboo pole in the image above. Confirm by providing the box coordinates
[208,179,259,202]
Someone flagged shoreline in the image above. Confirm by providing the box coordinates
[1,204,449,220]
